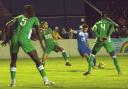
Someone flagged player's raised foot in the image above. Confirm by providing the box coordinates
[8,81,16,87]
[65,62,72,66]
[83,71,90,76]
[44,81,55,86]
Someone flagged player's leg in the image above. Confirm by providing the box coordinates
[9,35,19,87]
[21,39,54,85]
[42,52,48,66]
[83,43,102,75]
[9,53,18,87]
[27,50,54,85]
[54,45,71,66]
[41,47,52,66]
[104,41,121,75]
[78,47,96,67]
[86,47,97,67]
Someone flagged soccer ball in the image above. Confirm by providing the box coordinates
[98,62,105,69]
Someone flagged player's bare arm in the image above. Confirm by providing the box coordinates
[1,20,15,46]
[35,25,45,51]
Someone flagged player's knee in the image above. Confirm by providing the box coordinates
[35,61,42,67]
[112,55,117,59]
[109,52,117,59]
[109,51,116,58]
[89,53,95,58]
[92,50,97,55]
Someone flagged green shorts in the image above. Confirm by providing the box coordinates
[92,41,115,53]
[45,43,58,55]
[11,35,35,53]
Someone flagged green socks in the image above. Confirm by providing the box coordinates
[112,56,121,74]
[62,50,69,62]
[10,67,16,81]
[88,54,95,73]
[37,65,48,82]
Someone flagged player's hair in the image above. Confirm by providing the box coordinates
[41,21,47,25]
[82,24,89,29]
[24,5,35,17]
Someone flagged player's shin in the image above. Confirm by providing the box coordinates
[62,50,71,66]
[62,50,69,62]
[37,65,48,82]
[88,54,95,73]
[9,67,16,87]
[37,65,55,85]
[42,53,47,66]
[93,57,96,66]
[10,67,16,81]
[112,55,121,74]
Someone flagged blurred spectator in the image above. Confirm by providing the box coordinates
[53,26,63,40]
[59,28,69,39]
[118,25,128,37]
[67,28,74,39]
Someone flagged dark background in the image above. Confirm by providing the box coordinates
[0,0,128,38]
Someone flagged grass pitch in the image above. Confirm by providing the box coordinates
[0,56,128,89]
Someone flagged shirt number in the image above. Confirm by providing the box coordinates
[20,18,28,27]
[101,23,106,30]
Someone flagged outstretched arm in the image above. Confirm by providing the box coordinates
[35,26,45,52]
[69,28,77,34]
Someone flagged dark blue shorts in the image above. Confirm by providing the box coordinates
[78,46,91,55]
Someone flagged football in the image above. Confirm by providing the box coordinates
[98,62,105,69]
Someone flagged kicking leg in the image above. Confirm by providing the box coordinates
[28,50,54,85]
[83,43,102,75]
[83,53,96,75]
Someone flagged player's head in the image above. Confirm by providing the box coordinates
[40,21,49,29]
[81,24,88,33]
[54,26,59,31]
[24,5,35,17]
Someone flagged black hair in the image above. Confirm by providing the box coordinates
[24,5,35,17]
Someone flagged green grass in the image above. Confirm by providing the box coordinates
[0,56,128,89]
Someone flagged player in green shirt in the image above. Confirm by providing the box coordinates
[40,21,71,66]
[83,13,121,75]
[2,5,54,87]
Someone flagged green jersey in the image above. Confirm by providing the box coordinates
[92,18,115,39]
[13,15,39,39]
[42,28,57,47]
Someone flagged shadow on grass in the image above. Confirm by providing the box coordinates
[67,70,84,72]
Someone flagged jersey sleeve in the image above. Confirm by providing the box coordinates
[86,33,89,39]
[34,17,40,26]
[6,15,22,25]
[92,24,100,37]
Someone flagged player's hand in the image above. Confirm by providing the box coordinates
[1,40,8,46]
[99,37,107,42]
